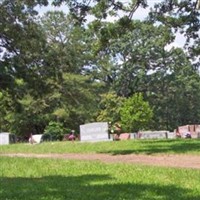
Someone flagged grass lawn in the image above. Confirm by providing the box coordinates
[1,139,200,199]
[0,139,200,155]
[1,156,200,200]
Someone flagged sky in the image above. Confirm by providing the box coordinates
[37,0,160,19]
[36,0,185,49]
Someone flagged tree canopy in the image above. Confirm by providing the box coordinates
[0,0,200,137]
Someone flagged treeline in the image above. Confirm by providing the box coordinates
[0,0,200,136]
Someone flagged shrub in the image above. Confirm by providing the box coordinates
[44,121,65,141]
[120,93,153,132]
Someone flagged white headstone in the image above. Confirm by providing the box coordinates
[31,134,43,143]
[0,133,9,145]
[80,122,109,142]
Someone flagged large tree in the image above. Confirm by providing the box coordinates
[0,3,102,135]
[149,0,200,63]
[39,11,102,130]
[0,0,49,134]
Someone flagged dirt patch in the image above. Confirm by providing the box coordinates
[1,153,200,169]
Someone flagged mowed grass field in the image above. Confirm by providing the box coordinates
[1,139,200,155]
[1,139,200,200]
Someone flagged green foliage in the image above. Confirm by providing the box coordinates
[0,8,101,136]
[0,90,15,132]
[39,11,102,130]
[1,0,200,136]
[149,0,200,58]
[120,93,153,132]
[52,0,148,23]
[96,91,125,123]
[41,133,52,142]
[147,48,200,130]
[44,121,65,141]
[53,108,69,119]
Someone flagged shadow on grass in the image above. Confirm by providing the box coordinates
[99,139,200,155]
[1,174,199,200]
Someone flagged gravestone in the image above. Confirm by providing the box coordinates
[178,125,189,137]
[138,131,168,139]
[32,134,43,143]
[130,133,137,139]
[177,124,200,138]
[167,132,176,139]
[119,133,130,140]
[195,125,200,138]
[80,122,109,142]
[0,132,9,145]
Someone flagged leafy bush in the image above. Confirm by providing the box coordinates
[44,121,65,141]
[120,93,153,132]
[41,133,52,142]
[96,92,125,123]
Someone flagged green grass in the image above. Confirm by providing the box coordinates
[1,157,200,200]
[1,139,200,155]
[1,139,200,199]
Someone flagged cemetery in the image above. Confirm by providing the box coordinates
[0,132,16,145]
[2,122,200,145]
[1,1,200,199]
[78,122,200,142]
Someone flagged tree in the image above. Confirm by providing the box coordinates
[120,93,153,132]
[39,11,102,130]
[0,0,49,135]
[109,21,175,97]
[96,91,125,123]
[0,90,14,132]
[40,11,86,76]
[149,0,200,61]
[86,17,200,131]
[146,47,200,131]
[52,0,148,23]
[0,6,102,135]
[1,0,200,136]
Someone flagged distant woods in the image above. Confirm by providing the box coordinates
[0,0,200,136]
